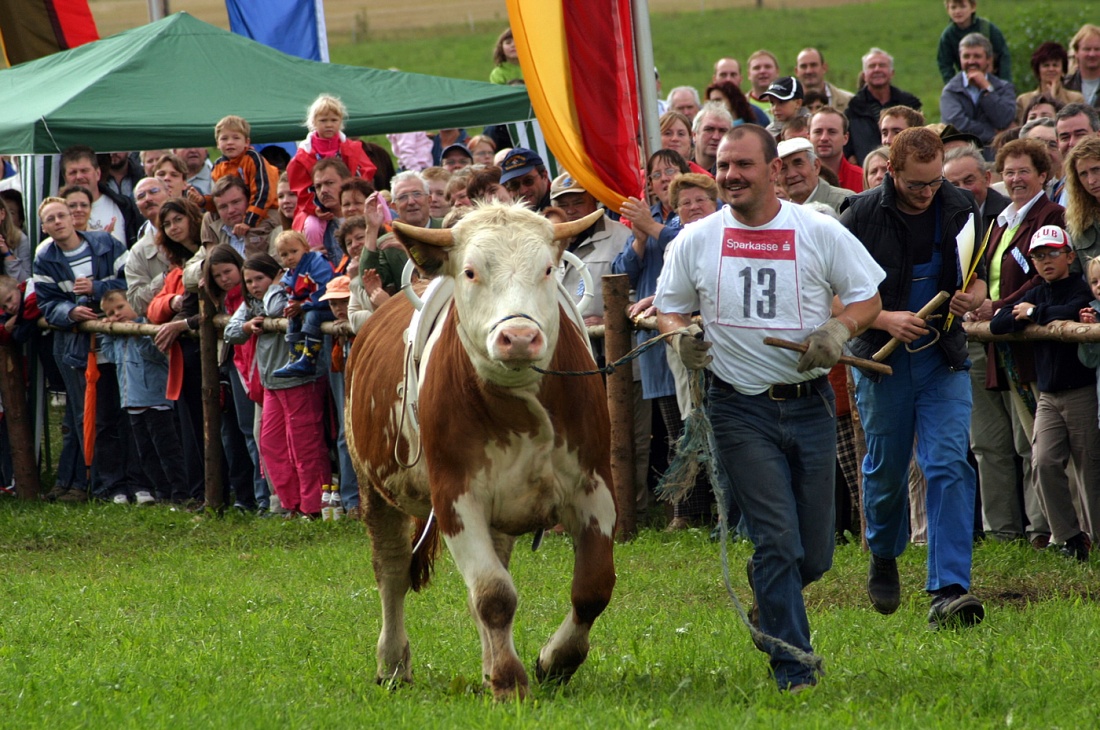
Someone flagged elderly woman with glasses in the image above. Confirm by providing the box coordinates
[613,157,721,529]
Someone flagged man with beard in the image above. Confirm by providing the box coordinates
[100,152,142,200]
[655,124,883,691]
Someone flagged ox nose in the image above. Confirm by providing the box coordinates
[495,324,544,362]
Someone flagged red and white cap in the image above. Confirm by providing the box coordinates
[1029,225,1070,252]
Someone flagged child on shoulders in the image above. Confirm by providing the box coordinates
[209,115,280,239]
[272,230,334,378]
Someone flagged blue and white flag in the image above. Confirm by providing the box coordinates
[225,0,328,62]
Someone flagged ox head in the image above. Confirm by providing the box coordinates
[394,202,600,386]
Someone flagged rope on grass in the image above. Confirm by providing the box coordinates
[657,369,825,676]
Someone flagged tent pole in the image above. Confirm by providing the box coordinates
[631,0,660,169]
[147,1,168,23]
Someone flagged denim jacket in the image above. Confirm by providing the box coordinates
[99,320,171,409]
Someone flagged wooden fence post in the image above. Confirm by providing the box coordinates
[199,292,224,510]
[603,274,636,540]
[0,344,39,499]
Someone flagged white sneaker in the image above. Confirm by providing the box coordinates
[134,491,155,506]
[112,493,130,505]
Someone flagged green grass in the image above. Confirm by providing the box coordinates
[330,0,1097,127]
[1,501,1097,727]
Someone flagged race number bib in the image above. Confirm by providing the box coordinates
[716,228,804,329]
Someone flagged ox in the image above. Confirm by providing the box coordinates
[346,203,617,700]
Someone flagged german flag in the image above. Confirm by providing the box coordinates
[0,0,99,67]
[506,0,643,212]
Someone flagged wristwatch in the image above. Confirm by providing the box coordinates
[1026,306,1036,320]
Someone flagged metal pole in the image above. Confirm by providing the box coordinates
[147,0,168,22]
[603,274,636,540]
[631,0,661,166]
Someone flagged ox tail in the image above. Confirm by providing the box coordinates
[409,514,441,592]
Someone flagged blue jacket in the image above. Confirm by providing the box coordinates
[33,231,127,368]
[99,321,171,409]
[281,250,334,311]
[940,72,1017,148]
[612,204,682,399]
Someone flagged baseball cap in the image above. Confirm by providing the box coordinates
[441,143,473,161]
[761,76,803,102]
[319,275,352,301]
[1028,225,1070,252]
[499,148,545,184]
[550,173,586,200]
[777,137,815,159]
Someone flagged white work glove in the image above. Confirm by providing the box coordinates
[671,324,713,371]
[797,318,850,373]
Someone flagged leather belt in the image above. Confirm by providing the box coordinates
[713,375,824,401]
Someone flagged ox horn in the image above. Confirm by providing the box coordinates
[393,221,454,248]
[552,209,603,241]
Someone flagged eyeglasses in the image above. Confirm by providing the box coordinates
[1030,249,1066,261]
[394,191,426,204]
[900,177,946,192]
[649,167,680,181]
[504,174,539,192]
[135,186,163,200]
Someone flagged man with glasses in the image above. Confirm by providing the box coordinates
[840,127,988,630]
[499,148,552,211]
[691,102,734,175]
[125,178,171,317]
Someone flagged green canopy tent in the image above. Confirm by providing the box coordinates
[0,11,532,154]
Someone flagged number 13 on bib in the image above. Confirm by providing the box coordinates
[717,228,804,330]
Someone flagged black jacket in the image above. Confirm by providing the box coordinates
[844,85,923,164]
[840,175,983,374]
[98,182,142,249]
[990,275,1094,392]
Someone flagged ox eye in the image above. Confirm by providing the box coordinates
[545,266,553,277]
[464,269,476,281]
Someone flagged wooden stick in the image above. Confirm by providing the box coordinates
[871,291,951,362]
[763,337,893,376]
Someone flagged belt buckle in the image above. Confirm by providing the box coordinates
[767,385,787,401]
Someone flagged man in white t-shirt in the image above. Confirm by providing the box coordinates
[654,125,884,692]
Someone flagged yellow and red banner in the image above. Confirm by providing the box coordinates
[0,0,99,66]
[506,0,643,212]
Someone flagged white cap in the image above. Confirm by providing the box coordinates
[777,137,814,159]
[1028,225,1070,252]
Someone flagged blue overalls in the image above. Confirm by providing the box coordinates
[854,210,977,592]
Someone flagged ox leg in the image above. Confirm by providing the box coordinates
[536,481,617,685]
[445,499,528,701]
[469,531,517,682]
[364,486,414,686]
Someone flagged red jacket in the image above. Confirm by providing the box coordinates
[286,134,377,224]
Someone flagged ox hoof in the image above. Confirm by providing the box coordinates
[487,677,530,702]
[534,653,583,686]
[376,672,413,691]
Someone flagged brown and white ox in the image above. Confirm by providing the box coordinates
[345,203,617,700]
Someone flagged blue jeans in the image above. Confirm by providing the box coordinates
[707,378,836,689]
[853,346,976,591]
[286,307,334,341]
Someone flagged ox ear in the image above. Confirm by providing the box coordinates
[392,221,452,277]
[550,209,603,261]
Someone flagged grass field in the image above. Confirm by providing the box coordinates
[82,1,1097,129]
[0,501,1097,727]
